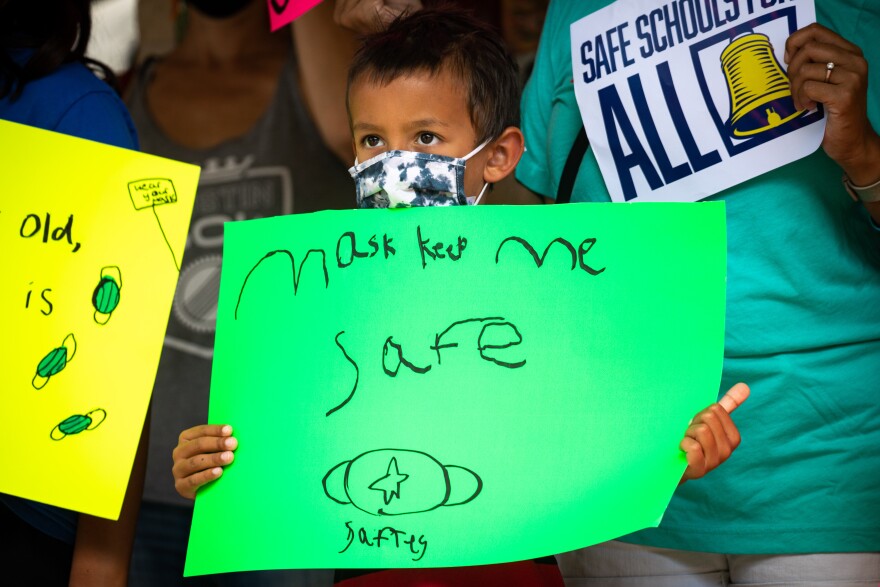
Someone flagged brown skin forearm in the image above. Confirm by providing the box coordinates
[839,130,880,225]
[68,411,149,587]
[293,0,359,165]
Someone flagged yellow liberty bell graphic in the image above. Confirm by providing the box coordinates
[721,32,805,137]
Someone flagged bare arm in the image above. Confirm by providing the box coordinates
[293,0,360,164]
[68,412,149,587]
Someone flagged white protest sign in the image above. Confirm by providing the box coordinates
[571,0,825,202]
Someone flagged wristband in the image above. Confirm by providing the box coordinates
[843,173,880,203]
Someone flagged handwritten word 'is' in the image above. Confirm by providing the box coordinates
[24,281,54,316]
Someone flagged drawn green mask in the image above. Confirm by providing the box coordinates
[37,347,67,378]
[93,277,120,314]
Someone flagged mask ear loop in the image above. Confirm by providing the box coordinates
[462,138,493,161]
[472,182,489,205]
[465,138,494,205]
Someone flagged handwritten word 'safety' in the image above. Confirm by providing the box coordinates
[341,521,428,562]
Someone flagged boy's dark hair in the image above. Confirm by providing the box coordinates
[347,6,521,144]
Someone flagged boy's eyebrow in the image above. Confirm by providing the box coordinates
[351,122,383,132]
[351,118,451,133]
[404,118,451,130]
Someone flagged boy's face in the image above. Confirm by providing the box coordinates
[349,67,490,200]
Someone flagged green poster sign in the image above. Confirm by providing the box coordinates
[185,202,726,575]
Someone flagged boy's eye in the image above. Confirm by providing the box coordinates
[363,135,384,148]
[417,133,439,146]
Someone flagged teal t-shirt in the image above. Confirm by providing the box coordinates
[518,0,880,554]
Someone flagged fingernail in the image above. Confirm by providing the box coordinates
[211,467,223,477]
[220,451,233,463]
[223,437,237,449]
[221,425,232,435]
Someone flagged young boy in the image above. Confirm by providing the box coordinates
[172,8,749,587]
[345,7,524,210]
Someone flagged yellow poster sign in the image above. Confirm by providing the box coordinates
[0,120,199,519]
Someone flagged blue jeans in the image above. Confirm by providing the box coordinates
[129,501,333,586]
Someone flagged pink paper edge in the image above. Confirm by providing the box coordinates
[268,0,324,31]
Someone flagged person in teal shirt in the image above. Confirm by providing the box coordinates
[517,0,880,584]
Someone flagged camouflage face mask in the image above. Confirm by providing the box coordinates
[349,140,490,209]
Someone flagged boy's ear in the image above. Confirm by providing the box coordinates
[482,126,525,184]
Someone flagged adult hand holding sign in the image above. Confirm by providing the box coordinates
[785,23,880,222]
